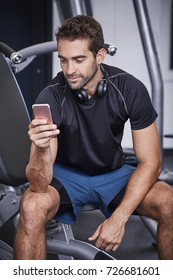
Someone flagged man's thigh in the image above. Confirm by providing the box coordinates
[136,180,173,220]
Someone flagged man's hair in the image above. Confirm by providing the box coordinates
[55,15,104,57]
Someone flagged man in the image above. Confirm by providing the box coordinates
[14,15,173,259]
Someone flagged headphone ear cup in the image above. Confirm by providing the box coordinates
[75,88,88,102]
[74,79,107,102]
[97,79,107,97]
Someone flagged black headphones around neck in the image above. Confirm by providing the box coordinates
[74,79,108,103]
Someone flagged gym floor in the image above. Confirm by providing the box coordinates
[0,149,172,260]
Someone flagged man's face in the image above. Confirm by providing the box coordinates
[57,39,98,90]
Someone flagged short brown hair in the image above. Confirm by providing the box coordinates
[55,15,104,57]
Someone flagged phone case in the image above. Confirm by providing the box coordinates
[32,104,53,124]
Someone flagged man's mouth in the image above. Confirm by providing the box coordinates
[67,75,82,83]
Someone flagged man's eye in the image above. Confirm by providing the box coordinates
[76,59,84,63]
[60,59,67,64]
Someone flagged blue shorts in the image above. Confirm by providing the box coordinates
[51,157,137,224]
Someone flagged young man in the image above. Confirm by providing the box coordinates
[14,15,173,259]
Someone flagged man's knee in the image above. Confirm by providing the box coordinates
[137,181,173,220]
[19,187,60,225]
[159,182,173,216]
[152,181,173,220]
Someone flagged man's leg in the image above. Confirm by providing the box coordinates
[136,181,173,260]
[13,185,60,260]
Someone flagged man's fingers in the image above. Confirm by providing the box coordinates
[105,241,121,252]
[88,225,101,241]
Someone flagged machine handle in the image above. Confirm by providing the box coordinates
[0,42,23,63]
[104,43,117,56]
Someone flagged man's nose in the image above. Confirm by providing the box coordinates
[66,61,75,75]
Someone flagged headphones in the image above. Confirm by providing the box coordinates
[74,79,108,103]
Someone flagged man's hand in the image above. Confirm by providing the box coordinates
[28,119,60,149]
[88,212,126,252]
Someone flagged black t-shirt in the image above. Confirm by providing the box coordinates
[35,64,158,175]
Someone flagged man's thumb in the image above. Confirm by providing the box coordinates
[88,225,101,241]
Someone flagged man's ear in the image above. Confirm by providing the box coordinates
[96,48,107,64]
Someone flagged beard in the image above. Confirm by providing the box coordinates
[66,62,98,90]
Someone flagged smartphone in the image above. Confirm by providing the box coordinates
[32,103,53,124]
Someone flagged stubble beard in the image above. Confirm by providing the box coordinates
[66,63,98,91]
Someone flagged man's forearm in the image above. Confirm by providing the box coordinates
[26,146,53,193]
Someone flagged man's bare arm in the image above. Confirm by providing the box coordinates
[89,122,162,251]
[114,122,161,220]
[25,119,59,193]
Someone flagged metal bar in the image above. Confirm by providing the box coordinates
[70,0,83,15]
[18,41,57,60]
[47,237,115,260]
[133,0,164,156]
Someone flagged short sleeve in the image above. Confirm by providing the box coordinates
[124,75,158,130]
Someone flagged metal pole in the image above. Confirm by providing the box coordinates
[133,0,164,156]
[70,0,83,15]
